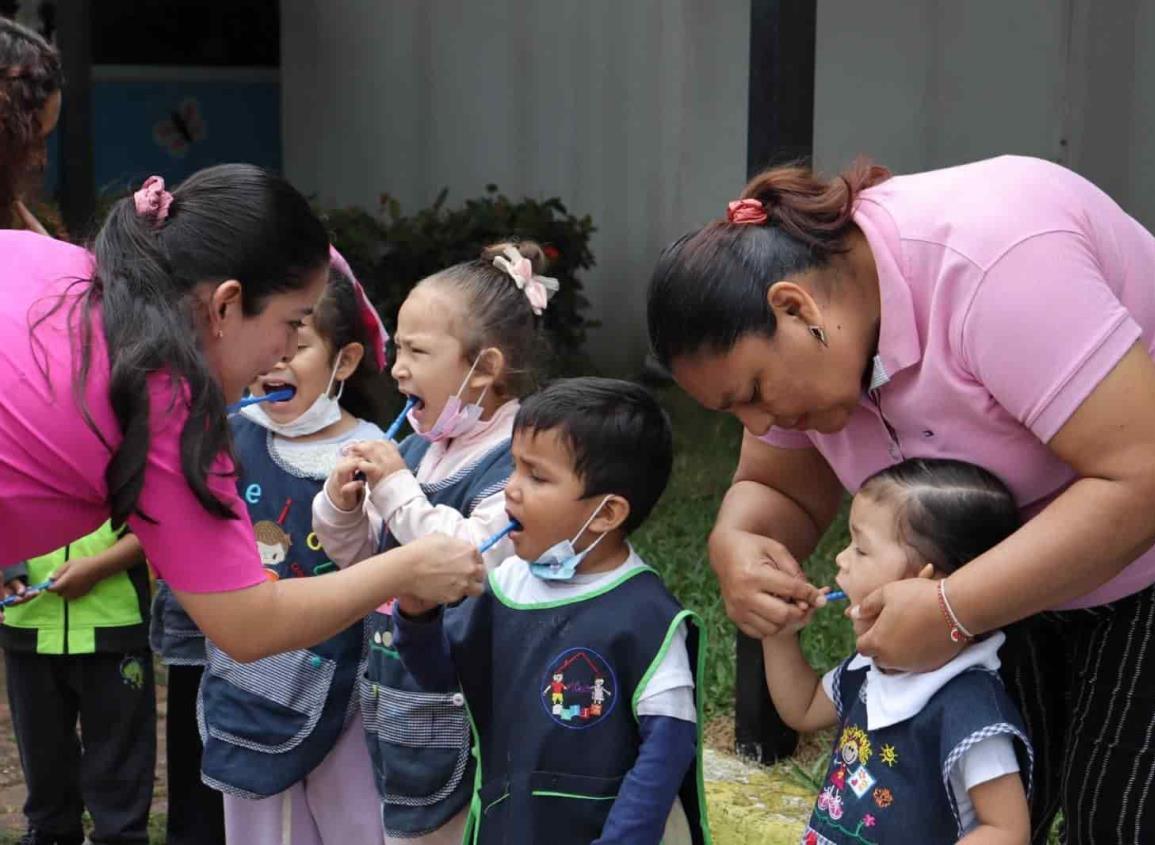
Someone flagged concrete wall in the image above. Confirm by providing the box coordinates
[281,0,750,371]
[284,0,1155,363]
[813,1,1068,175]
[813,0,1155,230]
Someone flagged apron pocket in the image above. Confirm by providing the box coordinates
[201,643,334,754]
[528,770,622,842]
[359,677,471,807]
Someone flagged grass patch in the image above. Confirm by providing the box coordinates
[632,387,746,719]
[633,387,855,719]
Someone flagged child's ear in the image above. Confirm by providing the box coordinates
[590,495,631,535]
[335,342,364,381]
[916,563,937,580]
[472,347,505,390]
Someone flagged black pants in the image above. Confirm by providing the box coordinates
[164,664,225,845]
[4,649,156,844]
[1001,583,1155,844]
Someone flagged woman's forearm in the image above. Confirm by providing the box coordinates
[711,480,825,563]
[177,543,429,662]
[951,475,1155,633]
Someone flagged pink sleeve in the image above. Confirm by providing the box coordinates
[961,231,1142,443]
[311,486,383,569]
[757,427,814,449]
[129,376,265,593]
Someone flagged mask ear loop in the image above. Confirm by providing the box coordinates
[455,348,496,405]
[324,351,347,400]
[571,495,614,552]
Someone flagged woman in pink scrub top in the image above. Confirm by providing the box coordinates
[0,164,483,664]
[648,155,1155,843]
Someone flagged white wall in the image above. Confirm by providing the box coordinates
[813,0,1069,176]
[813,0,1155,231]
[282,0,749,371]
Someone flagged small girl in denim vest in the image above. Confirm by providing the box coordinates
[156,253,393,845]
[763,458,1032,845]
[313,241,554,844]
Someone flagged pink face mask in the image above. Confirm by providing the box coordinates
[407,353,490,443]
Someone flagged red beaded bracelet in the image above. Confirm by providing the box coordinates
[937,581,974,644]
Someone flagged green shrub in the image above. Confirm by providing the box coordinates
[323,186,597,375]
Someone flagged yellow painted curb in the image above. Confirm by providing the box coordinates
[704,748,812,845]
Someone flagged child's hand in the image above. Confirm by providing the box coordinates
[397,594,439,618]
[773,606,817,637]
[769,588,830,638]
[2,577,31,606]
[326,457,366,512]
[49,559,101,601]
[345,440,408,489]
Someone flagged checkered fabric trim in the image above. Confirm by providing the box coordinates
[359,680,469,749]
[419,441,511,493]
[468,480,508,515]
[800,826,838,844]
[200,771,266,800]
[202,644,335,754]
[941,721,1034,835]
[359,679,471,807]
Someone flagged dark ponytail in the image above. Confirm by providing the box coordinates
[313,265,393,427]
[647,158,890,367]
[72,164,328,527]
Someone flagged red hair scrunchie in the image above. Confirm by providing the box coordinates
[726,198,768,225]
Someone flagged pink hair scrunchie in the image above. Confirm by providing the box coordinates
[726,198,768,226]
[491,245,560,316]
[134,176,173,226]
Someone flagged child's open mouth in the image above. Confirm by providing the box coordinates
[261,382,297,403]
[399,391,425,419]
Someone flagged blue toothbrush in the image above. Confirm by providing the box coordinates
[2,579,54,607]
[353,396,420,482]
[384,396,419,442]
[478,520,520,554]
[227,388,295,414]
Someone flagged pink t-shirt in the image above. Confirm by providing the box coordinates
[760,155,1155,609]
[0,231,264,593]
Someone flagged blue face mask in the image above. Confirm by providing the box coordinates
[528,496,612,581]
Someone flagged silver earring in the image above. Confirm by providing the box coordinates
[808,325,828,347]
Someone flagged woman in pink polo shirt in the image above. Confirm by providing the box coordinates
[0,164,484,664]
[648,155,1155,843]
